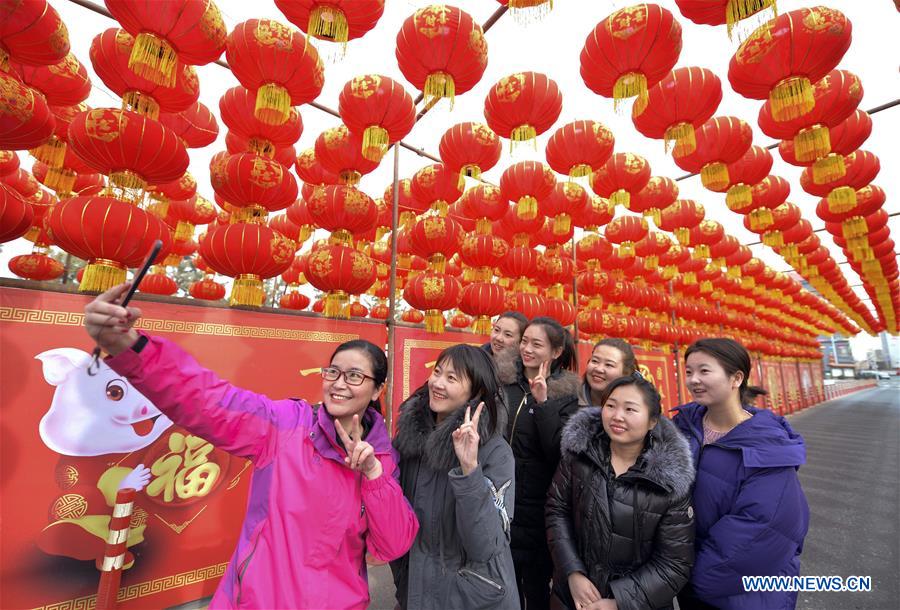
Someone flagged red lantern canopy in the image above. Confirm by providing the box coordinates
[404,270,462,333]
[459,282,506,334]
[306,184,376,243]
[630,176,678,225]
[581,4,683,109]
[0,0,69,67]
[673,116,753,191]
[0,72,55,150]
[500,160,555,221]
[484,72,563,147]
[226,19,324,126]
[220,86,302,155]
[314,125,380,186]
[778,109,871,184]
[274,0,384,48]
[545,120,615,180]
[540,182,588,236]
[606,215,649,258]
[674,0,777,38]
[439,122,502,179]
[591,152,651,209]
[338,74,415,162]
[210,152,298,214]
[159,101,219,149]
[632,66,722,156]
[728,6,852,122]
[574,196,615,232]
[718,145,773,210]
[395,5,488,107]
[659,199,705,246]
[411,163,465,217]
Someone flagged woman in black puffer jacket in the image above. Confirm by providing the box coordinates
[546,375,695,610]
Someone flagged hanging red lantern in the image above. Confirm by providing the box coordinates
[159,101,219,149]
[210,152,298,214]
[0,183,34,243]
[274,0,384,49]
[574,196,614,232]
[447,311,471,330]
[708,234,740,269]
[0,72,56,150]
[295,147,340,189]
[581,4,682,109]
[8,249,64,281]
[815,184,885,227]
[686,220,725,259]
[545,120,615,180]
[0,0,69,68]
[226,19,324,126]
[314,125,380,186]
[403,270,462,333]
[401,308,425,324]
[411,163,465,217]
[674,0,777,38]
[632,66,722,156]
[10,52,90,109]
[747,201,802,248]
[717,145,773,210]
[458,184,507,234]
[673,116,753,191]
[220,86,302,156]
[591,152,651,209]
[759,69,862,169]
[779,109,871,184]
[635,231,672,272]
[410,214,462,272]
[103,0,224,88]
[500,160,555,221]
[46,194,168,291]
[0,151,19,176]
[539,182,588,236]
[659,199,705,246]
[459,282,506,334]
[277,290,309,310]
[800,150,879,213]
[505,291,547,320]
[338,74,415,162]
[606,216,649,258]
[577,233,614,270]
[728,6,851,122]
[306,184,376,243]
[739,175,790,230]
[630,176,678,226]
[139,267,178,295]
[439,122,502,179]
[484,71,563,147]
[395,5,488,107]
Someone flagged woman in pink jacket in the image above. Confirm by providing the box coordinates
[84,283,419,610]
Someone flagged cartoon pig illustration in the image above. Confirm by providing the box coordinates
[37,348,172,455]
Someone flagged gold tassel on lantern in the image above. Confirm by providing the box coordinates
[769,76,814,122]
[175,221,195,241]
[45,167,76,193]
[248,137,277,158]
[610,189,630,209]
[726,184,753,210]
[424,72,455,109]
[515,196,538,220]
[511,124,537,151]
[644,256,659,271]
[665,122,697,157]
[475,218,492,234]
[462,164,481,179]
[308,5,349,42]
[424,310,445,334]
[675,228,690,246]
[813,153,846,184]
[80,259,126,293]
[508,0,553,23]
[794,125,831,163]
[618,242,635,258]
[727,266,742,279]
[692,245,710,259]
[614,72,648,112]
[362,126,389,162]
[255,83,292,126]
[553,214,571,235]
[569,164,593,179]
[473,315,492,335]
[748,208,774,231]
[128,32,178,87]
[324,290,349,318]
[230,275,266,307]
[122,90,160,119]
[827,186,856,213]
[700,162,730,191]
[29,136,67,169]
[340,170,362,186]
[842,217,867,239]
[762,230,784,248]
[726,0,777,38]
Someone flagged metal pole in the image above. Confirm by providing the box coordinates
[60,253,72,285]
[384,144,401,433]
[667,281,684,406]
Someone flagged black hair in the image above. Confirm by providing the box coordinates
[416,344,505,438]
[600,373,663,421]
[684,338,768,405]
[525,316,577,374]
[586,338,639,388]
[330,339,388,413]
[496,311,529,338]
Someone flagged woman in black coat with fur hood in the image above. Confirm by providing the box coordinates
[495,317,582,609]
[546,375,695,610]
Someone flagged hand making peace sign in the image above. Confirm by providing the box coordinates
[529,360,550,403]
[335,414,383,481]
[452,402,484,476]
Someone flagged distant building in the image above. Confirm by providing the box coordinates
[881,332,899,369]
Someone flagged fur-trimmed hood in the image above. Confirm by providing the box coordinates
[495,350,582,402]
[393,390,505,472]
[561,407,695,499]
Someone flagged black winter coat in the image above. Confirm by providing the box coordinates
[546,408,696,610]
[496,351,581,554]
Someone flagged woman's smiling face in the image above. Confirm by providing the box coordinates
[322,349,382,420]
[585,345,627,393]
[490,317,522,355]
[428,358,473,419]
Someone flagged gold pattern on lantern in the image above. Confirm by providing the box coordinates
[801,7,843,33]
[47,53,80,77]
[472,123,497,145]
[0,77,35,122]
[423,216,448,239]
[200,0,227,42]
[85,109,124,143]
[350,75,381,99]
[351,253,373,279]
[415,6,452,38]
[469,29,488,64]
[735,20,775,64]
[495,73,526,103]
[607,5,648,39]
[344,188,370,214]
[255,20,294,49]
[249,157,282,188]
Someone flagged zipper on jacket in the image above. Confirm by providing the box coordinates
[510,393,529,445]
[458,567,504,591]
[236,535,262,605]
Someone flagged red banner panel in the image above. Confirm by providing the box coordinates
[0,286,385,610]
[780,361,801,414]
[760,360,788,415]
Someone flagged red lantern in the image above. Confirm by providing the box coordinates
[280,291,310,310]
[500,160,555,221]
[728,6,851,121]
[306,184,376,242]
[459,282,506,334]
[632,66,722,156]
[545,120,615,180]
[410,215,462,271]
[673,116,753,191]
[674,0,777,37]
[403,271,462,333]
[449,312,472,330]
[46,194,168,291]
[395,5,488,107]
[159,101,219,149]
[800,150,879,213]
[574,196,614,232]
[411,163,464,217]
[458,184,507,234]
[779,109,871,184]
[210,152,298,213]
[0,184,34,243]
[10,52,90,109]
[815,185,885,225]
[439,122,502,179]
[505,291,547,320]
[274,0,384,47]
[630,176,678,225]
[0,72,55,150]
[220,86,302,154]
[0,0,69,68]
[577,234,614,268]
[540,182,588,236]
[635,231,672,272]
[0,151,20,176]
[686,220,725,259]
[738,175,790,230]
[8,250,64,280]
[659,199,705,246]
[339,74,415,162]
[139,268,178,295]
[581,4,682,108]
[484,72,563,147]
[718,145,773,210]
[401,309,425,324]
[591,152,651,209]
[606,216,649,258]
[103,0,224,88]
[314,125,380,186]
[226,19,324,126]
[295,147,340,189]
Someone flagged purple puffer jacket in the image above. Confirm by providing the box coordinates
[106,333,419,609]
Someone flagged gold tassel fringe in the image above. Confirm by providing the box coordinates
[462,164,481,179]
[700,162,730,191]
[424,310,445,333]
[794,125,831,163]
[80,259,126,293]
[122,90,160,119]
[323,291,349,318]
[613,72,648,112]
[770,76,814,122]
[726,0,777,37]
[230,275,265,307]
[362,126,389,162]
[255,83,292,126]
[812,154,845,184]
[610,189,630,209]
[309,5,349,43]
[618,242,635,258]
[553,214,571,235]
[248,137,276,158]
[827,186,856,213]
[45,166,76,194]
[675,227,690,246]
[515,196,538,220]
[424,72,455,109]
[175,221,195,241]
[762,230,784,248]
[473,315,492,335]
[726,184,752,211]
[128,32,178,88]
[665,122,697,157]
[30,136,66,169]
[748,208,774,231]
[692,245,710,259]
[340,170,362,186]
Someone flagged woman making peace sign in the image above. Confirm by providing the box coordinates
[83,283,418,610]
[391,345,518,609]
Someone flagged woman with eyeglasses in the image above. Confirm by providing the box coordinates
[82,283,419,610]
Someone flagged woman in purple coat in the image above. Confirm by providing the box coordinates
[672,338,809,610]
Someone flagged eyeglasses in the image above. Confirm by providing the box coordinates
[321,366,375,386]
